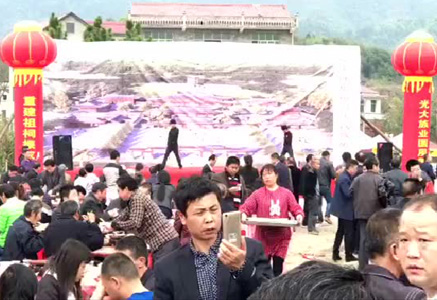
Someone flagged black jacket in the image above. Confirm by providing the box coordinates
[2,216,44,261]
[300,166,318,198]
[202,164,213,178]
[167,127,179,146]
[80,194,109,221]
[142,269,155,291]
[36,273,81,300]
[43,215,104,257]
[154,237,273,300]
[240,166,260,192]
[383,168,408,197]
[362,265,426,300]
[275,162,293,191]
[421,162,436,181]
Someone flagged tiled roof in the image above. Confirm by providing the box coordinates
[86,21,126,35]
[130,3,292,18]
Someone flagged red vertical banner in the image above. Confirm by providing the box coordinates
[14,70,44,165]
[402,81,433,165]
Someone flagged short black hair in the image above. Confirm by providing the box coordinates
[322,150,330,157]
[260,164,278,177]
[85,163,94,173]
[117,176,138,191]
[102,253,139,281]
[92,182,107,193]
[74,185,87,196]
[406,159,420,172]
[78,168,87,177]
[150,164,162,174]
[60,200,79,217]
[306,154,314,163]
[115,236,148,264]
[0,263,38,300]
[345,160,359,170]
[366,208,402,259]
[174,176,221,217]
[342,152,352,164]
[248,260,371,300]
[390,156,402,169]
[135,163,144,172]
[244,155,253,167]
[33,163,41,170]
[43,159,55,167]
[403,178,422,197]
[170,119,177,125]
[226,156,240,166]
[280,125,289,130]
[364,157,379,170]
[354,152,366,164]
[59,184,75,201]
[8,165,18,172]
[423,153,429,161]
[23,200,42,218]
[31,187,44,197]
[0,184,16,199]
[271,153,280,161]
[110,150,120,160]
[208,154,216,161]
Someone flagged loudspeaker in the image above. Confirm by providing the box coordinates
[53,135,73,170]
[377,142,393,173]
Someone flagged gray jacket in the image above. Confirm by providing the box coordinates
[383,168,408,197]
[318,157,336,187]
[350,171,384,220]
[152,184,175,210]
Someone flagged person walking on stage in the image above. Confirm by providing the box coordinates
[162,119,182,169]
[281,125,293,157]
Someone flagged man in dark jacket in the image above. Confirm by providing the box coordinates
[350,156,384,270]
[421,154,436,184]
[2,200,44,261]
[39,159,66,196]
[162,119,182,169]
[102,150,128,204]
[80,182,109,221]
[155,177,273,300]
[331,160,359,262]
[271,153,293,192]
[383,156,408,205]
[202,154,216,179]
[280,125,293,157]
[44,200,104,257]
[211,156,249,213]
[318,151,336,224]
[395,179,422,209]
[362,208,427,300]
[300,156,321,235]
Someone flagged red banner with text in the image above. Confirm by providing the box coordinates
[402,81,433,166]
[14,73,44,165]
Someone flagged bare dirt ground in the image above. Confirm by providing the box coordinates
[285,216,359,272]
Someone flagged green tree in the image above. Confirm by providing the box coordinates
[84,16,113,42]
[124,20,143,41]
[382,96,403,136]
[0,61,8,101]
[46,13,67,39]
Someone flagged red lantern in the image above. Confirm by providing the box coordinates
[391,32,436,169]
[392,34,437,92]
[0,22,57,164]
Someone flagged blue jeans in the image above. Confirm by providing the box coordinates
[320,186,333,217]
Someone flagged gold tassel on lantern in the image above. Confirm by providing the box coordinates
[403,76,434,93]
[14,68,43,88]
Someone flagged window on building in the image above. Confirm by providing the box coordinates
[66,22,75,34]
[145,30,173,42]
[2,110,5,119]
[252,32,279,44]
[360,99,364,113]
[194,31,231,42]
[370,100,377,113]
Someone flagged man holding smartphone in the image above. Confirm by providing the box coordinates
[154,177,273,300]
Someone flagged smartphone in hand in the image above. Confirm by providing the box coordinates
[223,211,242,248]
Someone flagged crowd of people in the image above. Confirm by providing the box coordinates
[1,133,437,299]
